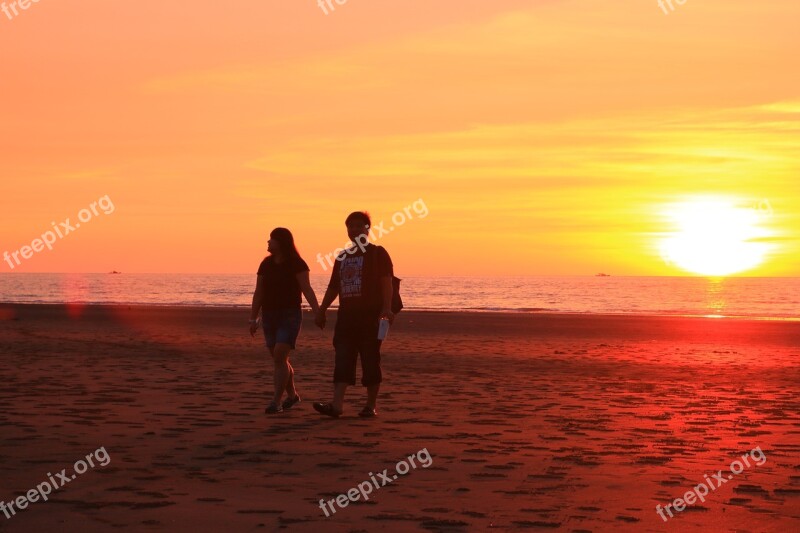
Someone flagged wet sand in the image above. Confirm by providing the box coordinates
[0,304,798,532]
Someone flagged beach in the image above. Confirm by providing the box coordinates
[0,304,798,532]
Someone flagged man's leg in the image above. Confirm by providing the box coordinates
[323,314,357,414]
[331,342,356,412]
[366,384,379,409]
[359,315,383,410]
[332,382,348,413]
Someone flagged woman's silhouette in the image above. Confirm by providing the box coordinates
[250,228,321,413]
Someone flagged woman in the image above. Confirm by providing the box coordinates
[250,228,320,414]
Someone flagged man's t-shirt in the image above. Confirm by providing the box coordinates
[328,244,393,312]
[257,255,310,310]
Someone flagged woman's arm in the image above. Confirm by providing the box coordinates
[250,275,265,336]
[296,270,320,314]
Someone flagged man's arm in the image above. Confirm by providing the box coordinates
[377,246,395,323]
[316,261,340,329]
[320,285,339,312]
[380,275,394,324]
[321,257,341,311]
[315,286,338,329]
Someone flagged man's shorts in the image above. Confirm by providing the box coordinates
[333,310,382,386]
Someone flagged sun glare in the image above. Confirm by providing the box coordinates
[659,198,773,276]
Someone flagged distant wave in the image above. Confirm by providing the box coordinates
[0,274,797,319]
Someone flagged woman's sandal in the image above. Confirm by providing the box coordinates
[312,402,342,418]
[265,401,283,414]
[282,394,301,410]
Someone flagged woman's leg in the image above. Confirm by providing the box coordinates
[285,360,297,399]
[267,345,276,400]
[272,343,293,405]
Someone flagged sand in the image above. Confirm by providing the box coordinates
[0,304,798,532]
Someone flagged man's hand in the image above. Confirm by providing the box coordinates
[381,309,395,325]
[249,321,259,337]
[315,309,327,329]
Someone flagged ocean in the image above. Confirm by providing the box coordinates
[0,274,798,319]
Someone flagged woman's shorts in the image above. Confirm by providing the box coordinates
[262,308,303,349]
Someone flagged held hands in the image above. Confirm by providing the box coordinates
[315,309,327,329]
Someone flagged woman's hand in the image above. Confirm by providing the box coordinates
[315,309,327,329]
[250,275,265,338]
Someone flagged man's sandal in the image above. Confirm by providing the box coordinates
[313,402,342,418]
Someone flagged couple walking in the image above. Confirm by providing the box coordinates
[249,211,395,418]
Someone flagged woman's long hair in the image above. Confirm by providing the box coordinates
[269,227,302,261]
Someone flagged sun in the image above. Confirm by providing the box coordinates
[659,198,773,276]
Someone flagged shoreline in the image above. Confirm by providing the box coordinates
[2,302,799,348]
[1,301,798,322]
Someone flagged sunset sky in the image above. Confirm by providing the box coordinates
[1,0,798,276]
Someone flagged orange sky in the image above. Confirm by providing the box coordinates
[1,0,798,276]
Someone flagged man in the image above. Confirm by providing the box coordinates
[314,211,394,418]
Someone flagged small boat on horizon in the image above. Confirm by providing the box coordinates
[596,273,611,277]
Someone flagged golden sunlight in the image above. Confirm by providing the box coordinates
[659,198,774,276]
